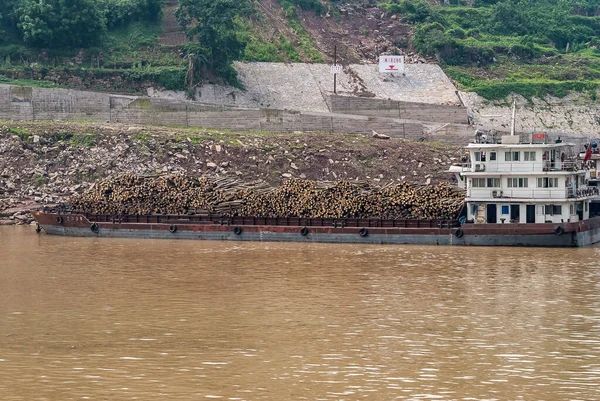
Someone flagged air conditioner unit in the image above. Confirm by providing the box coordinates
[475,164,486,172]
[492,190,503,198]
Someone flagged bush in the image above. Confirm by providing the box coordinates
[510,43,538,60]
[17,0,107,48]
[103,0,165,28]
[289,0,324,13]
[124,66,187,90]
[474,81,599,100]
[381,0,446,24]
[448,27,466,39]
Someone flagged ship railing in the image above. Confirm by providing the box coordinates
[47,210,461,229]
[459,161,580,172]
[470,188,598,199]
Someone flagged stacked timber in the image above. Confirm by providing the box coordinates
[70,173,464,220]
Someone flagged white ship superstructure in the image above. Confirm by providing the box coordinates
[452,133,599,224]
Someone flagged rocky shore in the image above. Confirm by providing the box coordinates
[0,121,464,225]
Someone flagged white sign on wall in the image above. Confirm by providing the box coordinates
[379,55,405,74]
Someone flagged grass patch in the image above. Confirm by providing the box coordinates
[6,126,32,142]
[33,175,49,187]
[69,133,97,148]
[0,74,60,88]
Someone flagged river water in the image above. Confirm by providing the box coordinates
[1,226,600,401]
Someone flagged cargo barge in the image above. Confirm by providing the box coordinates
[32,131,600,247]
[31,210,600,247]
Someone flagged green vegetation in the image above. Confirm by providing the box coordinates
[6,126,31,142]
[0,0,327,90]
[176,0,252,88]
[33,175,48,187]
[274,0,324,62]
[0,0,186,92]
[4,0,596,101]
[380,0,600,99]
[1,0,164,48]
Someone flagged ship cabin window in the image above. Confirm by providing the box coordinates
[472,205,478,215]
[507,177,528,187]
[524,151,536,161]
[505,151,520,162]
[487,178,500,187]
[474,151,486,162]
[501,205,510,214]
[585,202,588,212]
[545,205,562,215]
[538,177,559,188]
[489,152,497,161]
[570,204,575,215]
[472,178,486,187]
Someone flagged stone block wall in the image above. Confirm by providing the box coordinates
[329,95,468,124]
[0,84,474,144]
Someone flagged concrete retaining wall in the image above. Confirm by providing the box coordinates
[329,95,468,124]
[0,84,474,143]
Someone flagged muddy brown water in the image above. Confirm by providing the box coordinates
[1,226,600,400]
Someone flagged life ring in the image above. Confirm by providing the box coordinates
[300,227,309,236]
[55,216,63,224]
[169,225,177,233]
[554,226,564,236]
[454,228,464,238]
[233,226,242,235]
[90,223,100,233]
[359,228,368,237]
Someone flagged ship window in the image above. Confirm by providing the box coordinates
[570,204,575,215]
[507,178,528,187]
[472,178,487,187]
[490,152,497,161]
[537,177,559,188]
[524,151,536,161]
[474,151,486,162]
[501,205,509,214]
[585,202,588,212]
[505,151,520,162]
[487,178,500,187]
[544,204,562,215]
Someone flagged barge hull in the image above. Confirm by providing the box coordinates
[33,212,600,247]
[41,226,580,247]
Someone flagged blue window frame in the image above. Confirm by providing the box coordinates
[501,205,509,215]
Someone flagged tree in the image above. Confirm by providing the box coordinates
[17,0,106,48]
[176,0,251,86]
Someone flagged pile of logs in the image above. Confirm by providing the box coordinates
[70,173,464,220]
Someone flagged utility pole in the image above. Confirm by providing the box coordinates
[333,45,337,94]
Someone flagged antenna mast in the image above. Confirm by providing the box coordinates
[510,100,516,136]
